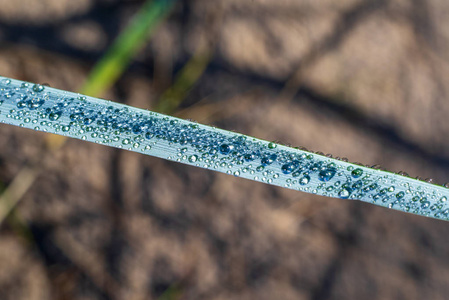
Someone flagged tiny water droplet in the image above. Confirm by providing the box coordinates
[397,171,409,177]
[189,155,198,163]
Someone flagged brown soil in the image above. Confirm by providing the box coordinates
[1,0,449,299]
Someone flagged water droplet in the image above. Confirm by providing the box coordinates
[188,155,198,163]
[261,154,277,166]
[363,183,378,192]
[299,175,310,185]
[292,171,301,177]
[318,167,336,182]
[268,142,277,149]
[421,201,430,209]
[122,138,130,145]
[397,171,409,177]
[219,144,233,154]
[338,188,351,199]
[16,101,26,109]
[396,192,405,199]
[49,112,61,121]
[32,84,45,93]
[281,160,299,174]
[244,153,256,161]
[351,168,363,178]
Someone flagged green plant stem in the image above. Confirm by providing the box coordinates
[81,0,177,97]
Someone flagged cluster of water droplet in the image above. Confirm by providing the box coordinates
[0,76,448,221]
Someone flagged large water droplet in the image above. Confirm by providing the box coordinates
[351,168,363,178]
[244,153,256,161]
[261,154,277,166]
[219,143,233,154]
[281,160,300,174]
[318,167,336,182]
[338,188,351,199]
[268,142,277,149]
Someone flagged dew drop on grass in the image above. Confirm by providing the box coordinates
[261,154,277,166]
[299,175,310,185]
[219,144,233,154]
[32,84,45,93]
[268,142,277,149]
[338,188,351,199]
[318,167,336,182]
[351,168,363,178]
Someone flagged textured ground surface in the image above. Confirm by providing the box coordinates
[1,0,449,299]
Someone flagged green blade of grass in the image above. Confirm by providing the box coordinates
[81,0,177,97]
[1,76,449,222]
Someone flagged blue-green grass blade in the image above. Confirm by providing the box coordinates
[1,76,448,221]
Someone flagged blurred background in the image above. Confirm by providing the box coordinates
[1,0,449,299]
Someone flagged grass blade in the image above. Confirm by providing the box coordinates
[1,76,448,222]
